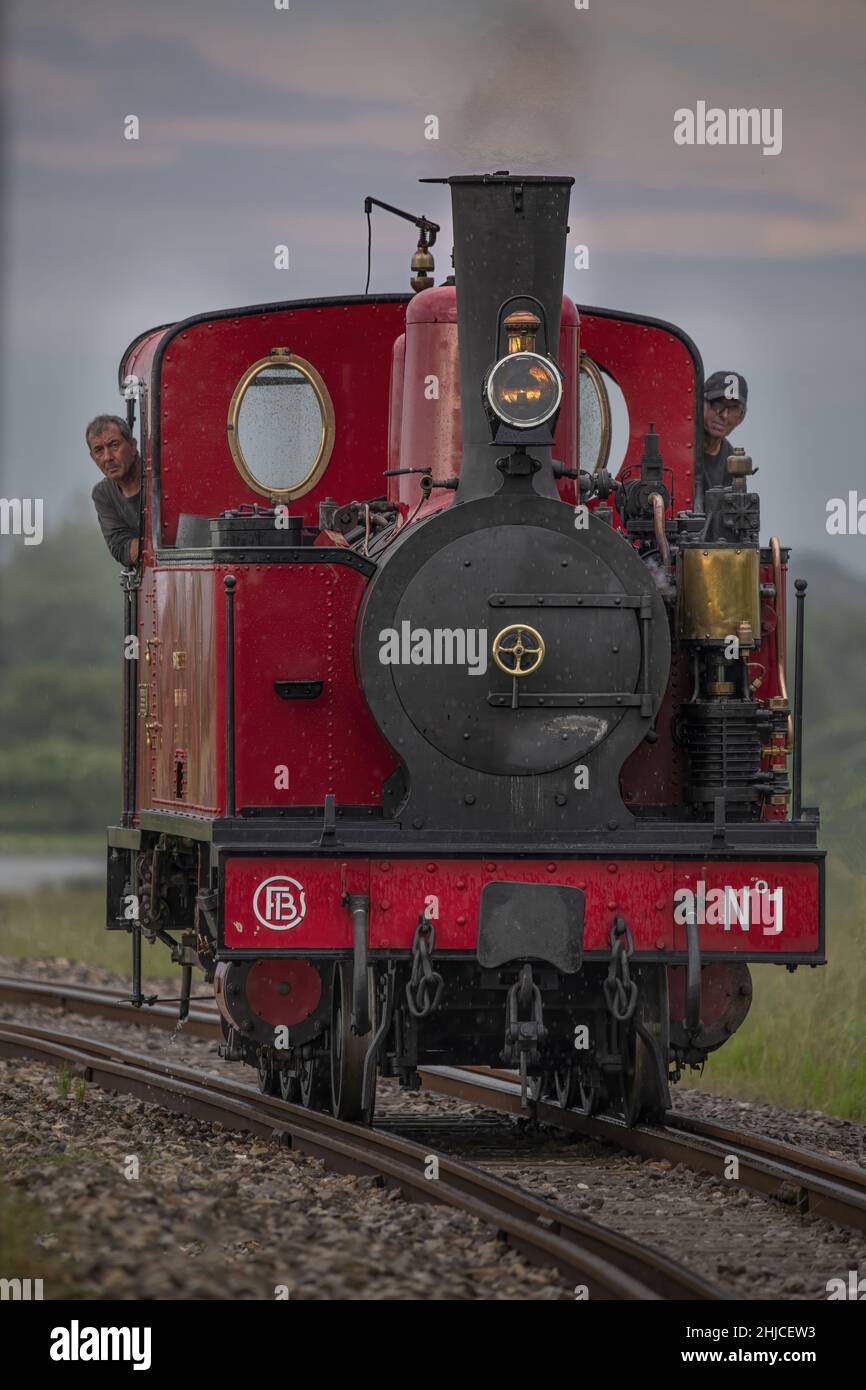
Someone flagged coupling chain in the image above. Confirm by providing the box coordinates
[405,915,444,1019]
[604,915,638,1022]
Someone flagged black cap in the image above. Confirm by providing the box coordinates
[704,371,748,405]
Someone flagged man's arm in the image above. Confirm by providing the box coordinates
[91,482,140,565]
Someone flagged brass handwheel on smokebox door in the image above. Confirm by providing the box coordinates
[492,624,546,709]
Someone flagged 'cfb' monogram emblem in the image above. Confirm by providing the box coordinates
[253,876,307,932]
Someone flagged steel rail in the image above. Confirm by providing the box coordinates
[420,1066,866,1235]
[6,974,862,1235]
[0,975,219,1038]
[0,1019,724,1302]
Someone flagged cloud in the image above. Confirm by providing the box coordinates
[8,0,866,258]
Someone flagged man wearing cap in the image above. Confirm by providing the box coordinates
[87,414,142,565]
[703,371,748,493]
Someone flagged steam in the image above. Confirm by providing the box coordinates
[446,0,596,171]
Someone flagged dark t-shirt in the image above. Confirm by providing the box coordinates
[702,438,732,493]
[91,477,141,565]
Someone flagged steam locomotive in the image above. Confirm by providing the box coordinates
[107,172,824,1124]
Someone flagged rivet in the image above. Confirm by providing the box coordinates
[607,863,617,873]
[426,863,437,873]
[380,901,390,912]
[485,862,496,872]
[464,793,476,805]
[655,939,665,950]
[457,915,466,926]
[546,863,556,873]
[379,862,390,872]
[555,794,567,806]
[607,900,616,911]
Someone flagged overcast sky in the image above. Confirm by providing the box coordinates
[2,0,865,571]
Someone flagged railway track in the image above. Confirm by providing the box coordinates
[422,1066,866,1235]
[3,972,865,1237]
[0,1016,721,1301]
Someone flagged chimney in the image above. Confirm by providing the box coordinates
[443,173,574,503]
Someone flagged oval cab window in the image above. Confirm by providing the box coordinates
[579,355,630,477]
[227,349,335,501]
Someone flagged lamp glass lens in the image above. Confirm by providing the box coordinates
[488,353,561,427]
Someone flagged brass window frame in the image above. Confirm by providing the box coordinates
[579,351,612,474]
[226,348,336,502]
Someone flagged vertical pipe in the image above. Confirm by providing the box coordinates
[121,580,138,828]
[793,578,807,820]
[224,575,237,817]
[131,915,142,1008]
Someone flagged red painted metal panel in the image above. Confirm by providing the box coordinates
[228,563,396,811]
[152,567,218,811]
[222,855,820,957]
[223,858,366,950]
[156,300,409,545]
[672,861,820,954]
[369,858,673,951]
[578,313,699,513]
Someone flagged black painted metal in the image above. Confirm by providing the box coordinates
[121,577,138,829]
[274,680,324,701]
[346,893,371,1035]
[357,488,670,830]
[224,575,237,818]
[793,579,808,820]
[477,882,585,973]
[155,546,375,575]
[446,174,573,504]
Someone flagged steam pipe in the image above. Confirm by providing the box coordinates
[650,492,671,567]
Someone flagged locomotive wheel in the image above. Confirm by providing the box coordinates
[278,1068,300,1104]
[552,1064,579,1110]
[329,961,372,1122]
[256,1051,280,1097]
[577,1064,605,1115]
[527,1072,548,1104]
[619,965,671,1126]
[298,1052,329,1111]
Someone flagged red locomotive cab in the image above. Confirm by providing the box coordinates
[389,286,580,517]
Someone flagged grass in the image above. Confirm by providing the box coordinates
[0,1182,85,1299]
[0,883,181,982]
[0,831,106,857]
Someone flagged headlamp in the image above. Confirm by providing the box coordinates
[484,352,563,430]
